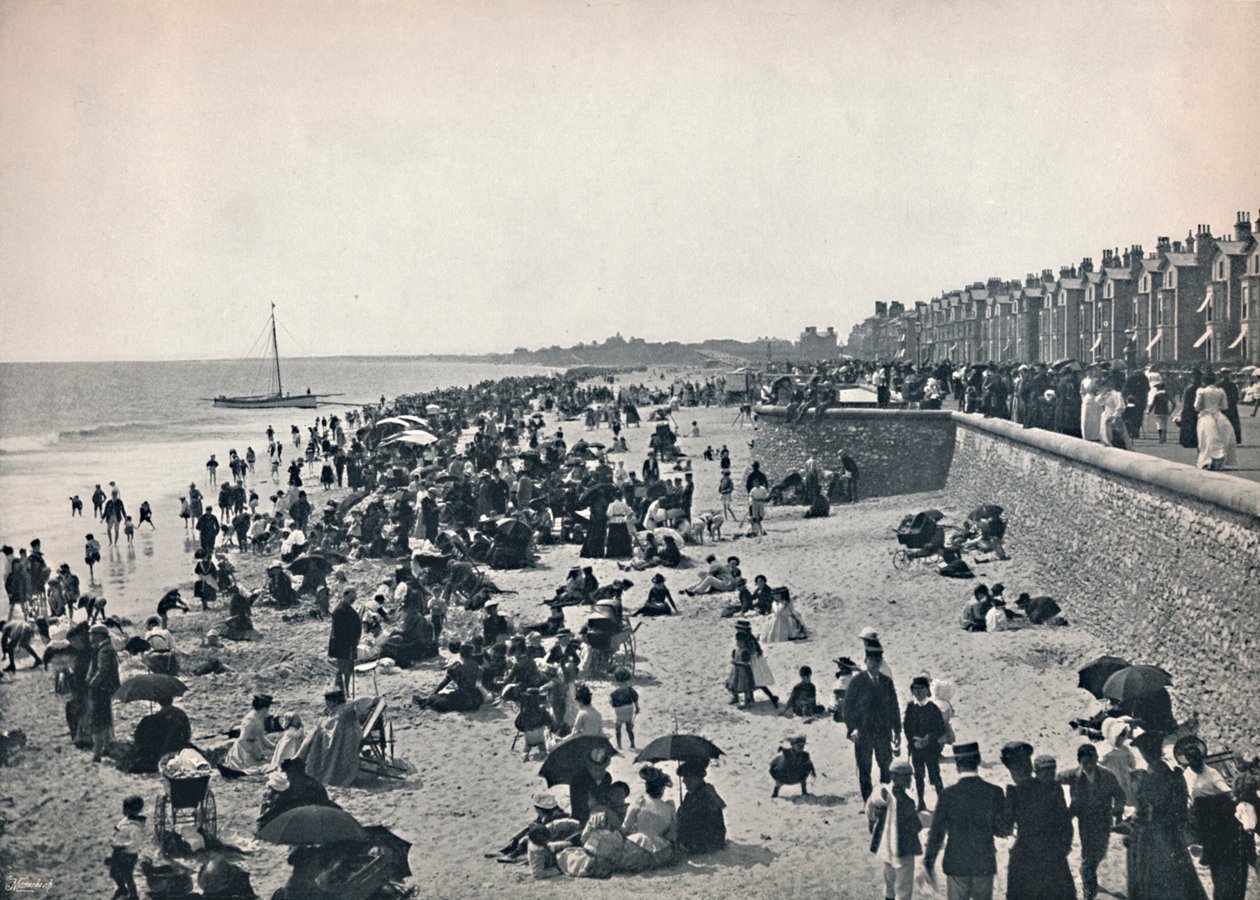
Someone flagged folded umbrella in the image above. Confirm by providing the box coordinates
[114,674,188,703]
[635,734,723,764]
[1102,665,1172,702]
[1078,655,1131,699]
[257,806,369,845]
[538,735,618,787]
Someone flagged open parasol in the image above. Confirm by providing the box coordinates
[257,806,369,846]
[288,556,333,578]
[538,736,618,787]
[1102,665,1172,702]
[635,735,723,764]
[114,674,188,704]
[381,430,439,447]
[1078,655,1131,698]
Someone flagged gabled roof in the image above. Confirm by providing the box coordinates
[1057,277,1085,290]
[1022,286,1043,298]
[1102,266,1134,281]
[1086,271,1103,285]
[1164,252,1200,268]
[1214,239,1251,258]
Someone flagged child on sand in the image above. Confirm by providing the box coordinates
[70,495,83,516]
[610,668,640,749]
[784,666,825,718]
[108,794,146,899]
[124,517,135,545]
[84,534,101,579]
[769,735,816,797]
[179,497,191,529]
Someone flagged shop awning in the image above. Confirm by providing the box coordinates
[1195,289,1213,313]
[1229,322,1249,350]
[1144,328,1164,353]
[1193,322,1214,349]
[1091,334,1103,351]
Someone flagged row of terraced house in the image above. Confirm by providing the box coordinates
[844,211,1260,368]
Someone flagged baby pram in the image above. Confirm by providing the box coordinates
[891,510,947,570]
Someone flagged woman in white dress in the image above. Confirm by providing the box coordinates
[266,713,305,772]
[220,694,277,777]
[1194,373,1237,470]
[1097,374,1130,449]
[760,591,808,643]
[1079,367,1104,441]
[622,765,677,855]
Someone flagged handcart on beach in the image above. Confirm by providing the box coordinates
[153,750,217,848]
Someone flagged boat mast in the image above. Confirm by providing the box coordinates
[270,303,283,397]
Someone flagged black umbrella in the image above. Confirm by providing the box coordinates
[335,490,369,518]
[494,518,532,542]
[114,674,188,703]
[364,825,412,879]
[316,550,350,565]
[538,736,618,787]
[257,806,369,846]
[577,483,619,510]
[411,553,449,569]
[967,504,1004,521]
[635,735,723,764]
[289,556,333,577]
[1102,665,1172,702]
[1078,655,1131,698]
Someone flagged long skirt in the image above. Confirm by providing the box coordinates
[604,523,633,559]
[725,662,752,695]
[1196,411,1237,469]
[580,520,607,559]
[749,655,774,687]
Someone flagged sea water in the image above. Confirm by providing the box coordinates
[0,357,547,620]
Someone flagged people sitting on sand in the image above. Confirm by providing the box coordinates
[502,637,548,702]
[629,574,677,617]
[961,585,991,631]
[570,684,604,737]
[375,590,437,667]
[675,760,726,855]
[264,565,298,608]
[514,687,556,761]
[296,689,361,787]
[681,555,740,596]
[257,757,339,831]
[784,666,826,718]
[221,694,278,777]
[497,790,575,862]
[1013,592,1068,626]
[760,587,807,643]
[217,586,258,641]
[964,509,1009,560]
[984,596,1013,632]
[622,765,677,861]
[266,713,305,773]
[568,743,616,824]
[482,599,511,645]
[414,644,484,713]
[770,735,816,797]
[126,696,192,774]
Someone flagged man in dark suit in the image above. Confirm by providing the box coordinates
[843,644,900,802]
[1057,742,1125,900]
[924,741,1007,900]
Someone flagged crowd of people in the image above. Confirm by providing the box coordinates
[2,365,1256,900]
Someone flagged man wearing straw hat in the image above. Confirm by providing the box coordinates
[843,642,900,803]
[923,740,1006,899]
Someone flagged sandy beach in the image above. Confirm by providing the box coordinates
[0,372,1204,899]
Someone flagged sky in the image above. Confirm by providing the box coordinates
[1,0,1258,362]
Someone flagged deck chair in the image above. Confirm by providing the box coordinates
[357,696,406,780]
[1205,749,1240,782]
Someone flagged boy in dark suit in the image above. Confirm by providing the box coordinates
[924,741,1007,900]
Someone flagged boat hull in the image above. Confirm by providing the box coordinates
[213,394,319,409]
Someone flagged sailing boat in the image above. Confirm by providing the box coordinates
[212,304,332,409]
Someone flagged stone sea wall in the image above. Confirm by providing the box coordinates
[749,409,955,499]
[755,405,1260,752]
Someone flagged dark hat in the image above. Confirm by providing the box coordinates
[950,741,981,760]
[652,573,665,584]
[1172,735,1208,766]
[1000,741,1034,766]
[280,757,306,773]
[1131,730,1165,756]
[677,759,709,778]
[252,694,274,707]
[864,640,884,656]
[734,620,752,631]
[323,689,346,703]
[910,675,931,690]
[555,628,573,638]
[833,656,857,672]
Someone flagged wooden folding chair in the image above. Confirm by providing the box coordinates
[357,696,405,780]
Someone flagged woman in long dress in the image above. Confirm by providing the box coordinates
[1079,368,1103,440]
[1127,732,1209,900]
[760,591,807,643]
[622,766,677,856]
[603,492,635,559]
[1098,374,1130,449]
[1195,373,1237,470]
[1178,369,1202,448]
[221,694,277,777]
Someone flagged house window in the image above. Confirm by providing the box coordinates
[1104,282,1114,299]
[1244,284,1251,320]
[1217,261,1225,280]
[1141,275,1149,292]
[1168,268,1177,288]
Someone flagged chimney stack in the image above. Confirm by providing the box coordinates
[875,301,888,317]
[1102,249,1113,264]
[1042,269,1054,282]
[1059,266,1072,278]
[1131,243,1143,259]
[1026,273,1037,287]
[1080,257,1094,274]
[1122,250,1130,268]
[1156,236,1171,254]
[1236,211,1253,241]
[1173,240,1183,253]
